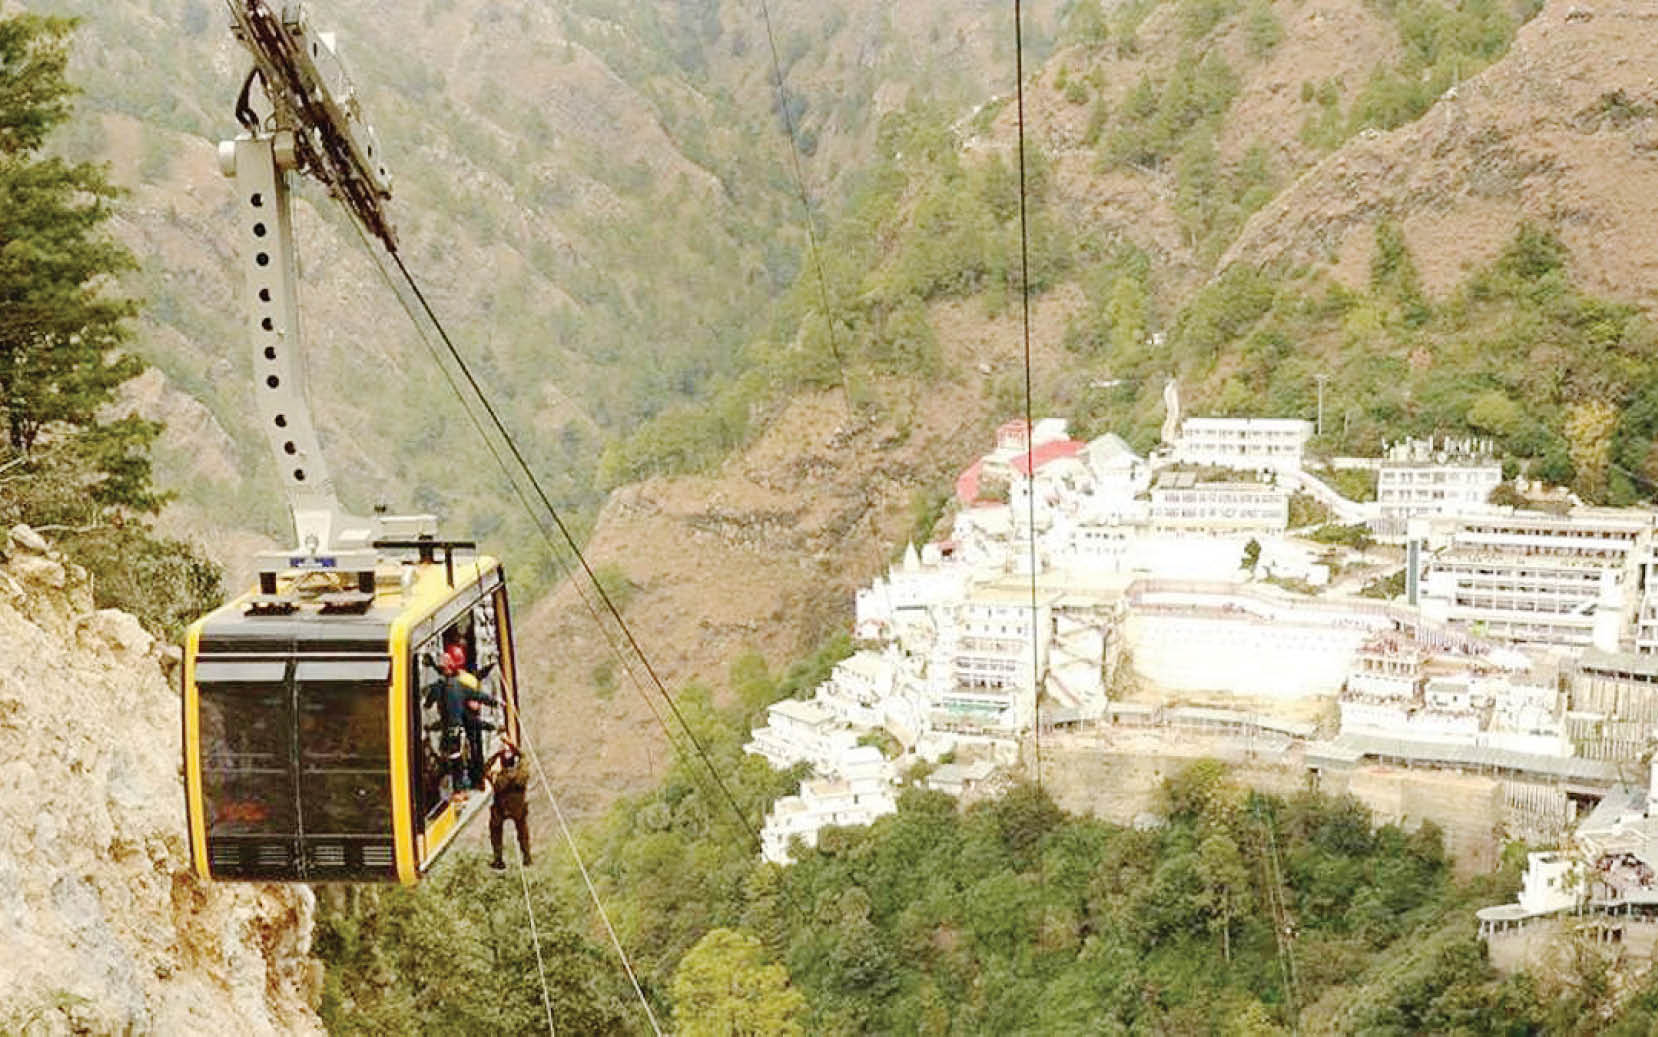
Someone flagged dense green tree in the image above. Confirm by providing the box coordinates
[0,14,142,456]
[672,927,808,1037]
[1196,832,1252,961]
[316,860,636,1034]
[0,13,226,636]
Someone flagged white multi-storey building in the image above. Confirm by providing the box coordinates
[1420,509,1655,649]
[744,698,858,773]
[1377,462,1502,524]
[932,586,1055,733]
[1082,433,1151,501]
[1149,473,1288,534]
[1477,665,1569,755]
[854,542,971,642]
[815,651,895,730]
[1174,417,1312,473]
[1344,634,1425,697]
[760,774,898,864]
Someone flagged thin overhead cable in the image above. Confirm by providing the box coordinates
[345,219,697,782]
[516,857,559,1036]
[522,726,665,1037]
[1255,801,1302,1032]
[1012,0,1044,789]
[378,246,768,859]
[754,0,855,407]
[344,223,677,1027]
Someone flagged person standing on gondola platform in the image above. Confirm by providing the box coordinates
[445,643,497,790]
[487,742,531,870]
[425,649,496,793]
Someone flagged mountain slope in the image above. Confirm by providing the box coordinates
[1224,0,1658,307]
[518,0,1658,809]
[520,289,1081,804]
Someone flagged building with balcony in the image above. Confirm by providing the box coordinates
[1377,461,1502,524]
[1173,417,1312,473]
[930,586,1055,733]
[1149,473,1288,534]
[760,774,899,864]
[744,698,858,773]
[1420,509,1654,649]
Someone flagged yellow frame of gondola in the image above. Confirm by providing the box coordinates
[183,556,517,885]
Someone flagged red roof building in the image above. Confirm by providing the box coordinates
[1010,439,1084,476]
[954,459,984,505]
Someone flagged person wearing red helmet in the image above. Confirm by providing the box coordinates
[444,641,498,792]
[422,647,496,795]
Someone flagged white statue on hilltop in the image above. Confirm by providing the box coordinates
[1161,377,1181,446]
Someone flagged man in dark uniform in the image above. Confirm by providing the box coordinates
[487,741,531,870]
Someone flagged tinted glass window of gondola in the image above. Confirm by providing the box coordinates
[296,659,392,836]
[198,661,295,838]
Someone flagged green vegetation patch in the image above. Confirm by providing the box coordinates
[1069,221,1658,506]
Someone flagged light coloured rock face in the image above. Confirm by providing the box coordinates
[0,537,322,1035]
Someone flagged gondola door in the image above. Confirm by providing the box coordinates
[294,658,396,878]
[194,657,299,880]
[406,573,519,874]
[194,652,399,881]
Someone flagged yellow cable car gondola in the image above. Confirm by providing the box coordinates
[183,3,521,883]
[184,543,521,883]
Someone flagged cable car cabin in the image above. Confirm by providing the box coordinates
[182,552,519,883]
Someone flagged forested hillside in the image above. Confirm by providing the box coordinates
[316,703,1658,1033]
[16,0,1060,592]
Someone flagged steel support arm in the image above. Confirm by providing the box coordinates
[219,132,368,561]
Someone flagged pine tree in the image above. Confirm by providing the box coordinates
[0,14,151,498]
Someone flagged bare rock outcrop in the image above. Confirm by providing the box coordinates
[0,526,321,1035]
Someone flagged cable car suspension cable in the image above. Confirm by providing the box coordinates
[521,725,665,1037]
[1012,0,1044,789]
[375,246,769,859]
[356,264,664,1029]
[343,217,739,911]
[516,855,559,1036]
[755,0,853,409]
[343,219,699,780]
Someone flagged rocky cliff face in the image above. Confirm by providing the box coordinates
[0,526,320,1035]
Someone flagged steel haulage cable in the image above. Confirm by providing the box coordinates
[382,244,770,863]
[1012,0,1043,789]
[519,725,665,1037]
[516,854,559,1036]
[343,212,767,867]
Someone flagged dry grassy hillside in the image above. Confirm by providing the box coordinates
[519,287,1081,807]
[1225,0,1658,308]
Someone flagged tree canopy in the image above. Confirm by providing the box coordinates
[0,13,218,637]
[0,14,142,457]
